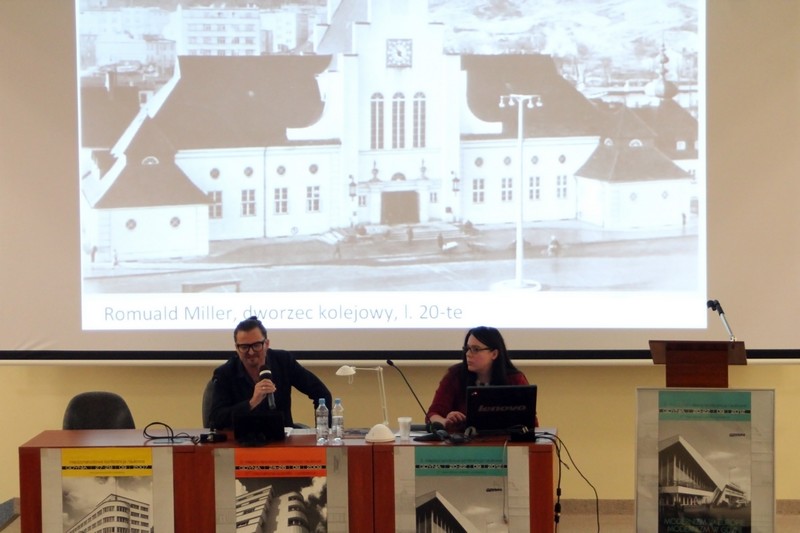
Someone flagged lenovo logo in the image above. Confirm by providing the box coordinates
[478,405,527,413]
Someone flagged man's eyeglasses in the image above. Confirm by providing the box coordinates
[236,339,266,353]
[463,345,493,354]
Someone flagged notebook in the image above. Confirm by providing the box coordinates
[465,384,537,435]
[233,411,286,446]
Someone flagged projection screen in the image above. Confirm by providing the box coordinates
[3,0,798,360]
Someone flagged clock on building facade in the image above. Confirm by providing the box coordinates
[385,38,412,68]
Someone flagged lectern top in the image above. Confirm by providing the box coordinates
[649,340,747,365]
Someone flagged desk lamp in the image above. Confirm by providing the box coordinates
[335,364,394,442]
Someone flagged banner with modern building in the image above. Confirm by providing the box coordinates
[636,388,775,533]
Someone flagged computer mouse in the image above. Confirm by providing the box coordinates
[449,433,467,444]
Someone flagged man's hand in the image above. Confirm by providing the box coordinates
[250,379,276,409]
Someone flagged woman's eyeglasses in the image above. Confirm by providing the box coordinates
[463,345,492,354]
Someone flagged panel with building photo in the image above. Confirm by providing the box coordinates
[393,445,531,533]
[213,446,351,533]
[57,447,164,533]
[636,388,775,533]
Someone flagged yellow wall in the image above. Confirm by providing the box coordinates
[4,361,796,503]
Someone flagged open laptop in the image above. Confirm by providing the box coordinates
[233,411,286,446]
[466,384,537,436]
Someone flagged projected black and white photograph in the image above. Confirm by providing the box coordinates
[76,0,704,331]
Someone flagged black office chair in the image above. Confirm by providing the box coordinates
[202,378,215,429]
[62,391,135,430]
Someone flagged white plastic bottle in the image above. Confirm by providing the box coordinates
[331,398,344,444]
[315,398,329,445]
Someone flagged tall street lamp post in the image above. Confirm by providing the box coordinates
[348,174,357,227]
[499,93,542,287]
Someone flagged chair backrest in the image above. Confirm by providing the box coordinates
[202,378,214,429]
[62,391,135,430]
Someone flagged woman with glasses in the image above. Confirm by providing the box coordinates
[426,326,533,433]
[208,316,331,430]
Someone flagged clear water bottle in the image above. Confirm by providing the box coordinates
[331,398,344,445]
[315,398,329,445]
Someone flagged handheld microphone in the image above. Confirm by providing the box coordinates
[386,359,436,432]
[258,365,277,410]
[707,299,736,341]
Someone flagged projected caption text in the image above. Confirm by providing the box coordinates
[103,303,464,325]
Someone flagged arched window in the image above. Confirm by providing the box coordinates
[370,93,384,149]
[392,92,405,149]
[413,92,426,148]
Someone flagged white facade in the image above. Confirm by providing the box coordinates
[576,177,692,229]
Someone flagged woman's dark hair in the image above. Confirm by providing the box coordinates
[233,315,267,340]
[458,326,520,386]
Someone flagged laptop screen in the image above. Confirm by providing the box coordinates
[466,384,538,435]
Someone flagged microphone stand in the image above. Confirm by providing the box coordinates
[386,359,439,433]
[708,299,736,342]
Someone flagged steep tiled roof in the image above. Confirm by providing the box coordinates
[461,54,604,138]
[80,85,143,149]
[634,99,698,159]
[153,55,333,150]
[575,107,692,182]
[94,118,207,208]
[91,55,333,209]
[94,156,208,209]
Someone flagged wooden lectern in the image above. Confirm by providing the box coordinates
[649,340,747,388]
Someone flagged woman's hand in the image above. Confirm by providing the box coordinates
[445,410,466,427]
[446,411,467,424]
[430,411,466,431]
